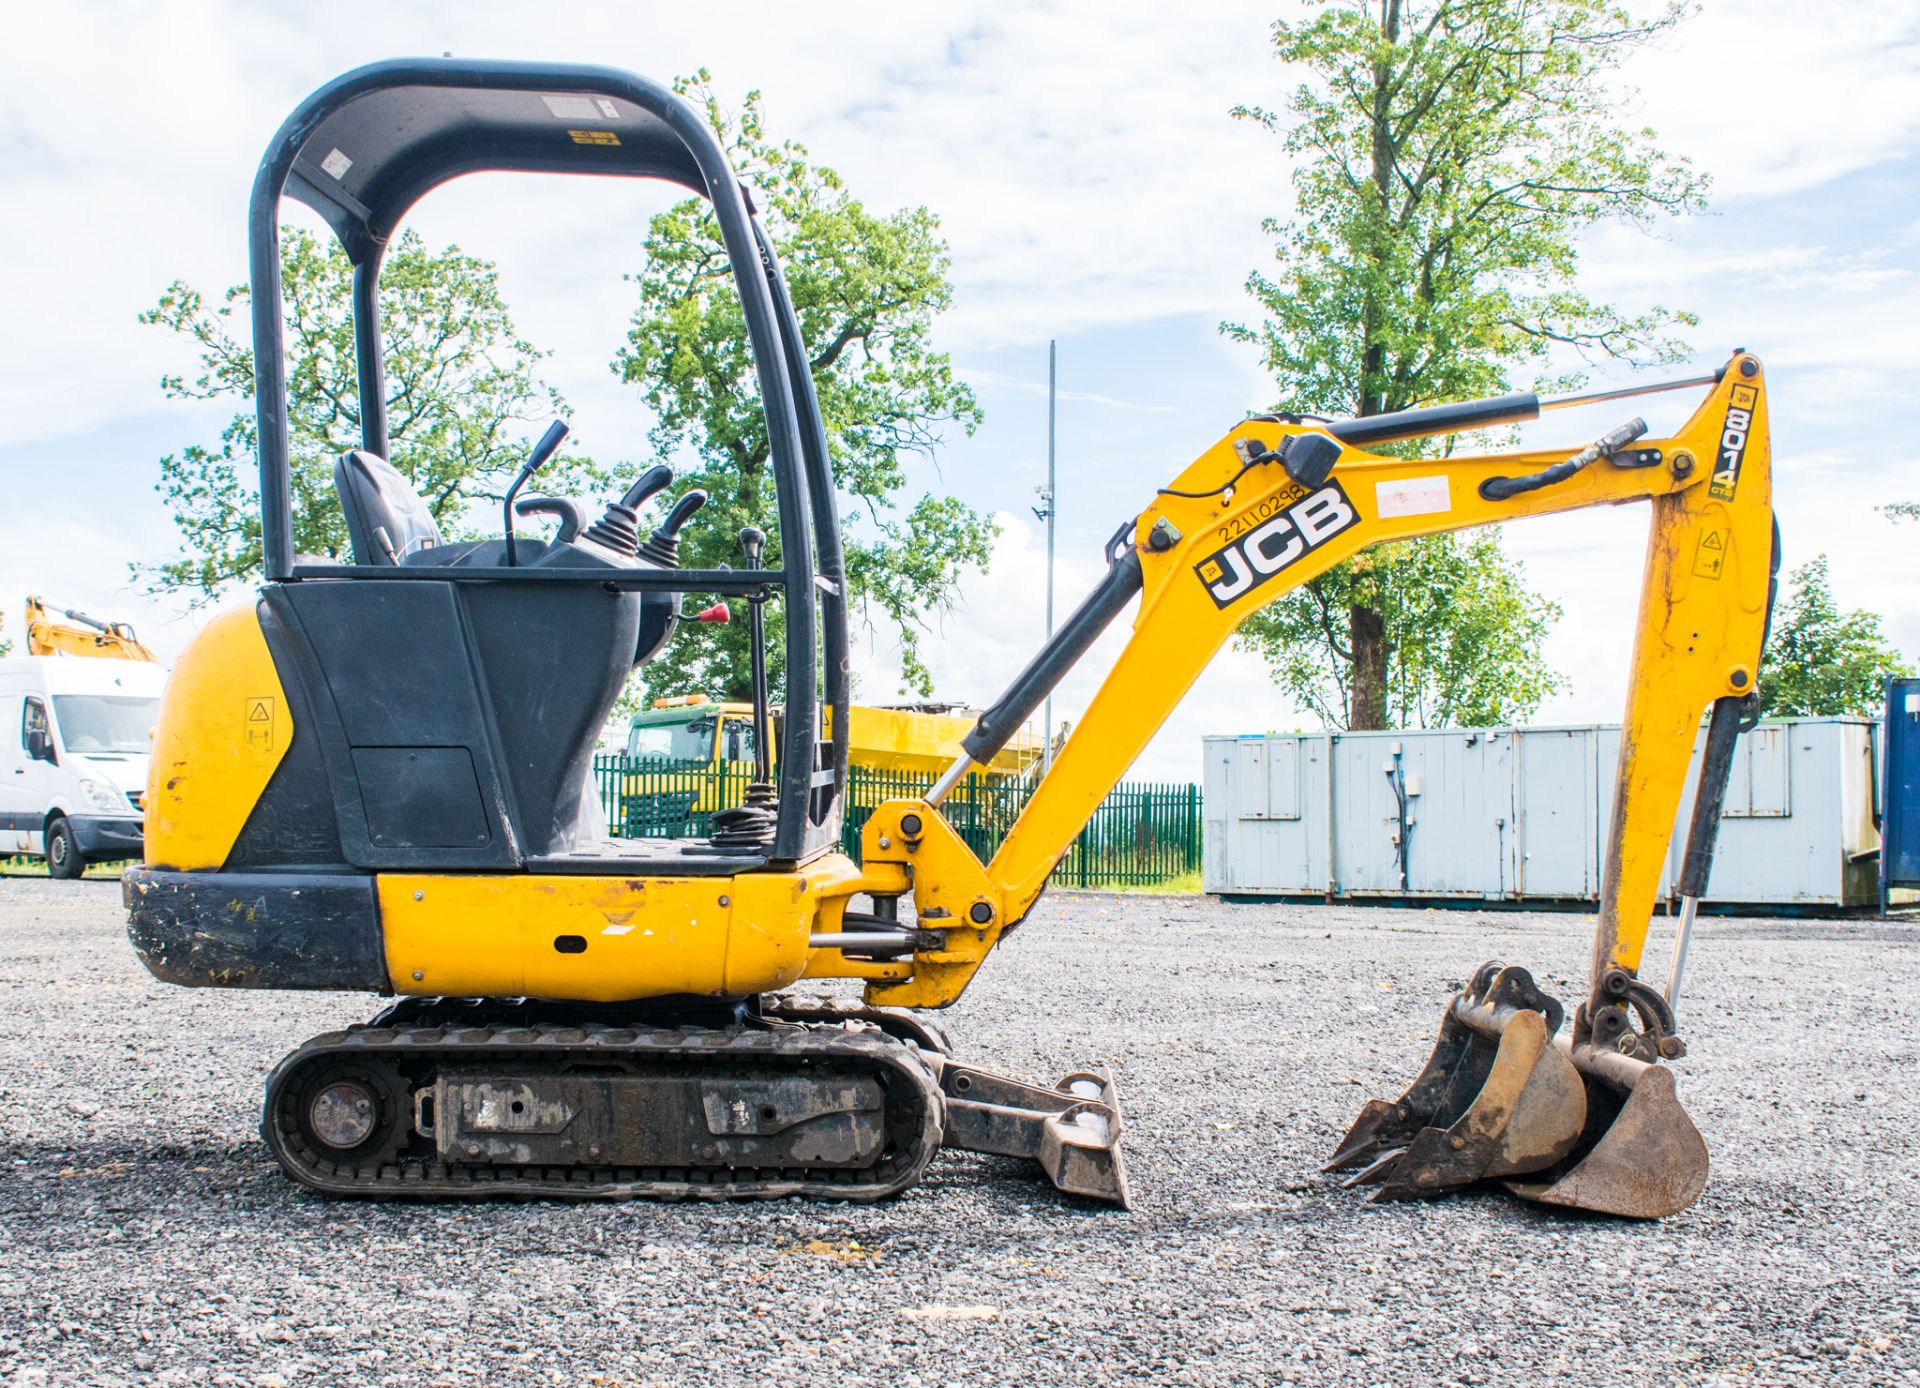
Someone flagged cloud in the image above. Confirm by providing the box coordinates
[957,367,1182,414]
[3,0,1916,789]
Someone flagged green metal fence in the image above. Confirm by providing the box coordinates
[591,755,1201,888]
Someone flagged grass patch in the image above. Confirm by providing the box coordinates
[0,855,129,880]
[1096,869,1205,896]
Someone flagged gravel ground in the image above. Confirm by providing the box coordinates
[0,876,1915,1387]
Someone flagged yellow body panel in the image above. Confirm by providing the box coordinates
[379,853,869,1001]
[143,604,290,871]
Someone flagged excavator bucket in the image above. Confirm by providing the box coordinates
[1504,1042,1708,1218]
[1328,963,1587,1201]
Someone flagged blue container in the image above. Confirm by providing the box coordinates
[1883,678,1920,909]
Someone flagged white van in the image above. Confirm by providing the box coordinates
[0,656,167,879]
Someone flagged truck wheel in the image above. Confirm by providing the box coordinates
[45,818,84,880]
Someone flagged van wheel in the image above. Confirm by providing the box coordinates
[46,819,84,880]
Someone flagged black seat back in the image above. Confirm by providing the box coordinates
[334,451,442,565]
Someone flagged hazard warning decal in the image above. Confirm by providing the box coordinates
[244,696,277,752]
[1692,528,1727,580]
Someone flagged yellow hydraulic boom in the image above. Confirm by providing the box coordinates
[25,596,156,663]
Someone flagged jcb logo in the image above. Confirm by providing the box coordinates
[1194,481,1359,609]
[1710,385,1757,501]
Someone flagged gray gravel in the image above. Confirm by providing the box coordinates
[0,875,1915,1387]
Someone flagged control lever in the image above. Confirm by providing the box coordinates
[582,465,675,558]
[1479,418,1647,502]
[502,419,570,567]
[638,490,708,568]
[514,496,585,544]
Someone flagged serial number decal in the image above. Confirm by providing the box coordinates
[1709,383,1758,501]
[1193,480,1359,609]
[1214,480,1307,547]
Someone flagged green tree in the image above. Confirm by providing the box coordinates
[1225,0,1707,728]
[141,227,595,599]
[1758,557,1910,717]
[1259,529,1563,727]
[616,72,994,701]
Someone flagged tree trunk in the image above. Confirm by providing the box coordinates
[1341,0,1402,734]
[1349,603,1389,730]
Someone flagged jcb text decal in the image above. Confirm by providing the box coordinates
[1709,383,1758,501]
[1193,480,1359,609]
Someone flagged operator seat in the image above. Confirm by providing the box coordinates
[334,450,442,565]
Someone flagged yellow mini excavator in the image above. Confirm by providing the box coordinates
[25,596,156,663]
[127,59,1775,1218]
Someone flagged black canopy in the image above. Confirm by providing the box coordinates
[267,60,719,264]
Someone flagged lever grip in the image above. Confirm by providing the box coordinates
[737,525,767,567]
[659,490,707,536]
[514,495,585,543]
[525,419,570,474]
[621,464,674,511]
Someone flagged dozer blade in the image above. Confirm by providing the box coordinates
[932,1057,1131,1207]
[1504,1041,1708,1219]
[1329,963,1587,1201]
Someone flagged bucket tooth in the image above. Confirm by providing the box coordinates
[1505,1042,1708,1219]
[1331,963,1587,1200]
[932,1058,1131,1208]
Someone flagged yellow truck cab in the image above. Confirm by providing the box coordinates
[622,695,1044,780]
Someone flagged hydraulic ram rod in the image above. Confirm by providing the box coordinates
[1323,369,1725,449]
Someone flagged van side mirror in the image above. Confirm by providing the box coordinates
[26,727,55,764]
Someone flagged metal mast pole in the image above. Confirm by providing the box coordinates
[1042,340,1057,772]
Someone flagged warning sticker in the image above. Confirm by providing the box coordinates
[541,94,601,120]
[1374,475,1452,520]
[244,696,276,752]
[568,129,621,146]
[319,148,352,180]
[1692,528,1727,580]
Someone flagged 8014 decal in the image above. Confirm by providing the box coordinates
[1193,479,1359,609]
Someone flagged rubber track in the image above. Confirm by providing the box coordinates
[261,1020,944,1202]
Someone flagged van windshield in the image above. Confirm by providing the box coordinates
[53,695,160,754]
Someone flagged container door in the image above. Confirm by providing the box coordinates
[1886,680,1920,896]
[1723,723,1791,817]
[1515,728,1596,898]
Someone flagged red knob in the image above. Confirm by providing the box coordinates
[694,601,731,624]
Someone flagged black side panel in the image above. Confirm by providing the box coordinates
[228,597,348,868]
[275,581,519,870]
[124,867,386,991]
[459,582,640,855]
[353,747,492,849]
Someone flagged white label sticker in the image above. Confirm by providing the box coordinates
[319,147,352,180]
[595,97,619,119]
[1374,475,1451,519]
[542,93,602,120]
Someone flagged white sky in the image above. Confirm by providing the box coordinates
[2,0,1916,780]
